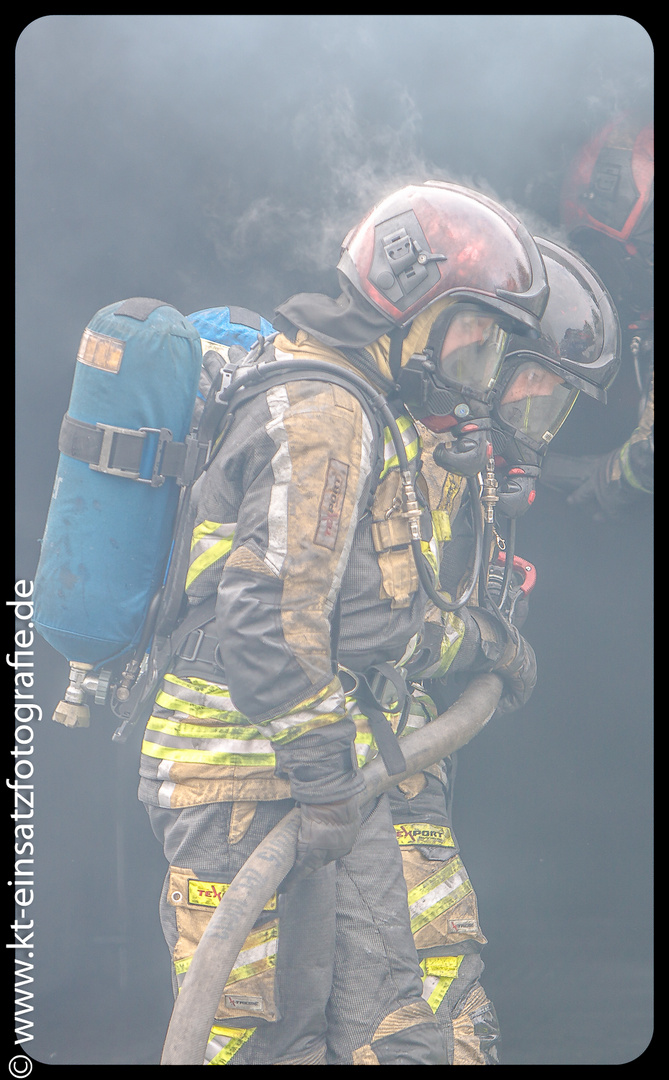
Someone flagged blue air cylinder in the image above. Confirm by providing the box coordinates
[33,298,203,675]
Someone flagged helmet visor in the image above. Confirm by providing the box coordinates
[496,360,579,445]
[437,309,509,396]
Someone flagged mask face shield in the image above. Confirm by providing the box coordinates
[435,308,509,398]
[494,359,579,451]
[398,303,511,431]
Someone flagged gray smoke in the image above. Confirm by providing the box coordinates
[14,15,653,1067]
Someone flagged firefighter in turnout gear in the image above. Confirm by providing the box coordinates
[380,235,621,1065]
[138,182,547,1065]
[541,114,653,519]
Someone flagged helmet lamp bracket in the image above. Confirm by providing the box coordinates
[370,210,447,309]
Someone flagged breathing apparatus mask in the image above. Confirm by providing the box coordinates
[398,238,621,624]
[488,236,622,519]
[389,299,524,615]
[489,357,580,518]
[480,240,622,621]
[397,302,512,476]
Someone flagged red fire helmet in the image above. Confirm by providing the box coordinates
[337,181,549,336]
[560,115,653,257]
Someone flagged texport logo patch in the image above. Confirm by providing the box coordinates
[394,822,455,847]
[314,458,349,550]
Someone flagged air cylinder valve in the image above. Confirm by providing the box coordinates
[52,662,113,728]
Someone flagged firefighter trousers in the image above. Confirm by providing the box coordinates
[387,770,501,1065]
[146,792,446,1064]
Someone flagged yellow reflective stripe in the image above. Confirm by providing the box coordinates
[186,536,234,590]
[438,471,467,517]
[206,1026,255,1066]
[379,415,419,479]
[155,673,247,722]
[439,612,465,672]
[420,538,440,583]
[344,694,377,766]
[141,732,276,768]
[620,439,653,493]
[154,688,245,722]
[431,508,451,543]
[219,923,279,986]
[396,632,421,666]
[142,714,276,766]
[260,678,345,744]
[140,742,275,767]
[191,519,230,546]
[354,730,375,768]
[407,856,473,934]
[420,955,464,1013]
[186,520,235,590]
[267,710,343,744]
[164,673,229,696]
[345,685,436,767]
[146,715,266,742]
[227,953,276,985]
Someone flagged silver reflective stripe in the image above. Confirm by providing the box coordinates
[157,779,176,808]
[324,408,375,616]
[204,1025,255,1065]
[264,385,292,575]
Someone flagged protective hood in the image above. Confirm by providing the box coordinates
[273,272,397,349]
[273,295,460,387]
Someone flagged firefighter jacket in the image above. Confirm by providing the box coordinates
[138,331,460,810]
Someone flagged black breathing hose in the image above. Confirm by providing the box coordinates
[496,516,517,613]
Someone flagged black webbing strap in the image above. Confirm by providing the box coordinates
[227,306,264,331]
[114,297,170,321]
[58,413,207,486]
[354,669,408,777]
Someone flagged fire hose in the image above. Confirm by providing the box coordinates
[160,671,503,1065]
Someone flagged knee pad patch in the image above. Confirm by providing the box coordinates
[355,999,445,1066]
[452,985,501,1065]
[168,865,279,1023]
[401,850,487,949]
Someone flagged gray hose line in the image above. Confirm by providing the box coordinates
[160,671,503,1065]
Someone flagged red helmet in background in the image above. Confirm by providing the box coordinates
[337,181,549,336]
[560,116,653,320]
[560,115,653,257]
